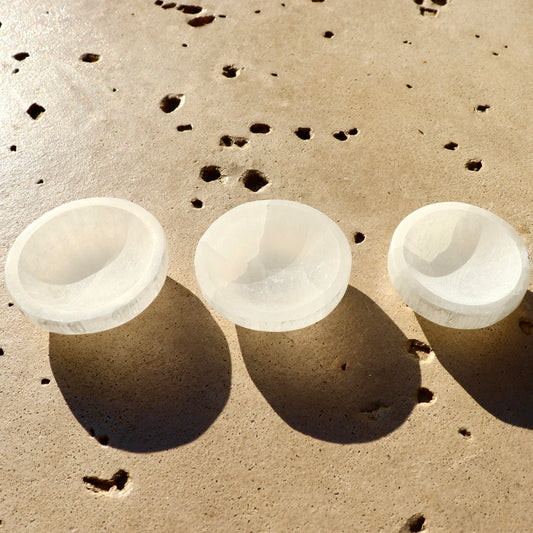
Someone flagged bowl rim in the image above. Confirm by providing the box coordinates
[388,201,531,317]
[194,199,352,331]
[5,197,167,325]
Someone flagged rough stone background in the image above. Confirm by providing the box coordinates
[0,0,532,531]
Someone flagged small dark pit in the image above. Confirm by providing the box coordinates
[250,123,271,134]
[242,169,269,192]
[80,53,101,63]
[200,165,222,182]
[188,15,215,26]
[465,160,482,171]
[160,94,183,113]
[294,127,312,140]
[417,387,434,403]
[191,198,203,208]
[177,4,202,14]
[26,103,46,120]
[354,232,365,244]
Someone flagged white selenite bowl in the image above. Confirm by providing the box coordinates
[5,198,168,334]
[388,202,530,329]
[195,200,352,331]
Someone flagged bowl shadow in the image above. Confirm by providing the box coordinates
[49,277,231,452]
[418,290,533,429]
[237,286,421,443]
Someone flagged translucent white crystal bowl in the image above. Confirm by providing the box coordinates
[5,198,168,334]
[195,200,352,331]
[388,202,530,329]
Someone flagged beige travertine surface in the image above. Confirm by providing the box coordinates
[1,1,532,531]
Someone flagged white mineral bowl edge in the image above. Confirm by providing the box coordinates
[195,200,352,332]
[388,202,531,329]
[5,198,168,334]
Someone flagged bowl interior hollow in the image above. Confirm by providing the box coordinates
[402,206,524,307]
[196,200,351,331]
[17,205,155,312]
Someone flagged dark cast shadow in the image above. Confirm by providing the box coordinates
[237,286,421,443]
[49,277,231,453]
[419,290,533,429]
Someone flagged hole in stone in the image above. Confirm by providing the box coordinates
[420,7,438,16]
[218,14,226,18]
[340,363,347,371]
[312,0,325,2]
[112,88,117,92]
[250,123,271,134]
[294,127,312,140]
[13,52,29,61]
[354,232,365,244]
[492,52,499,56]
[8,303,14,307]
[519,319,533,335]
[36,179,44,184]
[188,15,215,26]
[200,165,222,182]
[406,84,413,88]
[159,94,183,113]
[97,435,109,446]
[177,124,193,131]
[444,141,458,150]
[219,135,248,147]
[177,4,202,14]
[0,348,4,356]
[162,2,177,8]
[458,428,471,438]
[413,0,423,4]
[417,387,434,403]
[222,65,240,78]
[234,138,248,147]
[360,400,390,414]
[348,128,359,135]
[323,31,334,38]
[80,53,100,63]
[242,169,269,192]
[403,40,412,44]
[26,103,46,120]
[41,378,50,385]
[271,72,278,77]
[465,160,482,171]
[10,145,16,152]
[406,339,431,358]
[431,0,447,5]
[476,104,490,112]
[83,470,129,493]
[154,0,163,3]
[405,513,426,532]
[12,68,19,74]
[191,198,203,208]
[254,9,261,13]
[475,34,480,38]
[333,131,347,141]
